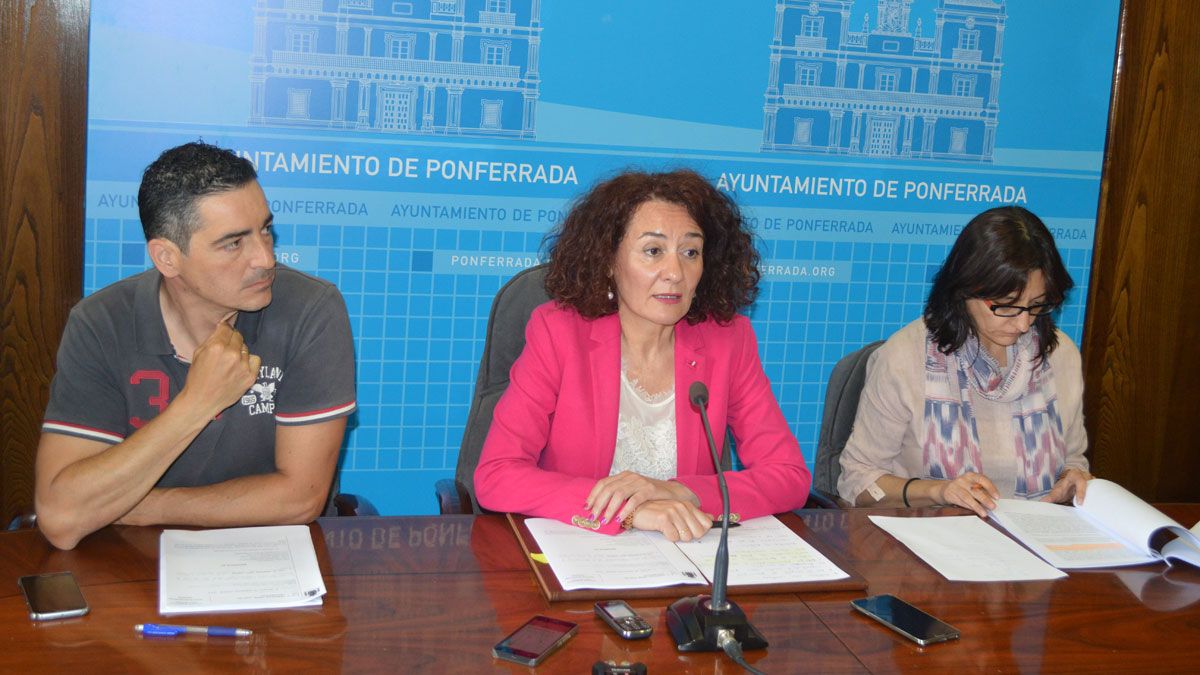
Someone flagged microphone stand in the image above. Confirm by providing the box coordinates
[666,383,768,654]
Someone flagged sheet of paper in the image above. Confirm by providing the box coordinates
[989,498,1155,569]
[1163,519,1200,568]
[159,525,327,614]
[524,518,706,590]
[1163,536,1200,568]
[674,516,849,585]
[869,515,1066,582]
[1076,479,1188,556]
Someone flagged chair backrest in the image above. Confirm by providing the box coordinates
[813,340,886,498]
[454,264,551,512]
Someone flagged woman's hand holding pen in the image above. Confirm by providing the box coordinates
[930,472,1000,518]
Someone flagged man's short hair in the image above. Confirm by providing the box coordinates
[137,141,258,251]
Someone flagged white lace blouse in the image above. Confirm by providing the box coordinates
[610,368,677,480]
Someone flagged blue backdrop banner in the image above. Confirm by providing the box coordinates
[85,0,1120,514]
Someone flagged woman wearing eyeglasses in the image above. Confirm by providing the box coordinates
[837,206,1091,516]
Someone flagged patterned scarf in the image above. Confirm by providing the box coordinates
[921,329,1066,498]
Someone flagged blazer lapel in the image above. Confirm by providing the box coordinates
[674,321,712,474]
[589,314,622,476]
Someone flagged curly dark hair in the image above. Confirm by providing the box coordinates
[138,141,258,251]
[543,169,760,324]
[924,205,1075,363]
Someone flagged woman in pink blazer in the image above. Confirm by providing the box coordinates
[475,170,811,540]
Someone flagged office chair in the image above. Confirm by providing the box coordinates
[328,473,378,517]
[436,261,746,514]
[436,263,551,514]
[805,340,886,508]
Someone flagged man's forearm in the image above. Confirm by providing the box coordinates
[120,471,331,528]
[35,393,219,549]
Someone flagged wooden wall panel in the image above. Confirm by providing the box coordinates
[1085,0,1200,501]
[0,0,88,525]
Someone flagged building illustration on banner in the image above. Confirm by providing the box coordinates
[249,0,541,139]
[763,0,1006,162]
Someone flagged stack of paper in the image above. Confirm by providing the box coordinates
[525,515,848,591]
[988,480,1200,569]
[870,479,1200,581]
[869,515,1066,582]
[159,525,326,615]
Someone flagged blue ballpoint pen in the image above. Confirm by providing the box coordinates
[134,623,253,638]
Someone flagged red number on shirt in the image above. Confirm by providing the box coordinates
[129,369,170,429]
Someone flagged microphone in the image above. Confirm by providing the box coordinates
[666,382,768,655]
[687,382,728,612]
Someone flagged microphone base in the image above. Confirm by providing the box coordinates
[666,595,768,652]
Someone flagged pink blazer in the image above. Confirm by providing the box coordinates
[474,302,811,534]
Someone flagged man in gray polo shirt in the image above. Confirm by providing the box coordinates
[35,142,356,550]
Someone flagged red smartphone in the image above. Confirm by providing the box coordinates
[492,615,578,666]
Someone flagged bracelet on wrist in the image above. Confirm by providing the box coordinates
[902,477,920,508]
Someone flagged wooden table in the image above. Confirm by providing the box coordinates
[2,506,1198,673]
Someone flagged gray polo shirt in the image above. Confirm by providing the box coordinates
[42,265,357,488]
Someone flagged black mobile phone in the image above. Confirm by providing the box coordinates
[18,572,90,621]
[593,661,648,675]
[850,594,959,646]
[492,615,578,666]
[594,599,653,639]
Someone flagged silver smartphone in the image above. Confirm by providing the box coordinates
[594,599,653,639]
[18,572,90,621]
[850,594,959,646]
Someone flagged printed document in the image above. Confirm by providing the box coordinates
[988,479,1200,569]
[523,518,706,589]
[524,516,847,591]
[159,525,327,614]
[869,515,1067,582]
[676,515,849,586]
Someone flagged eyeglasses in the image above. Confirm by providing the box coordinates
[984,300,1057,317]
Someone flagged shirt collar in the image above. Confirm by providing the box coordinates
[132,268,267,355]
[134,269,174,356]
[237,304,263,345]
